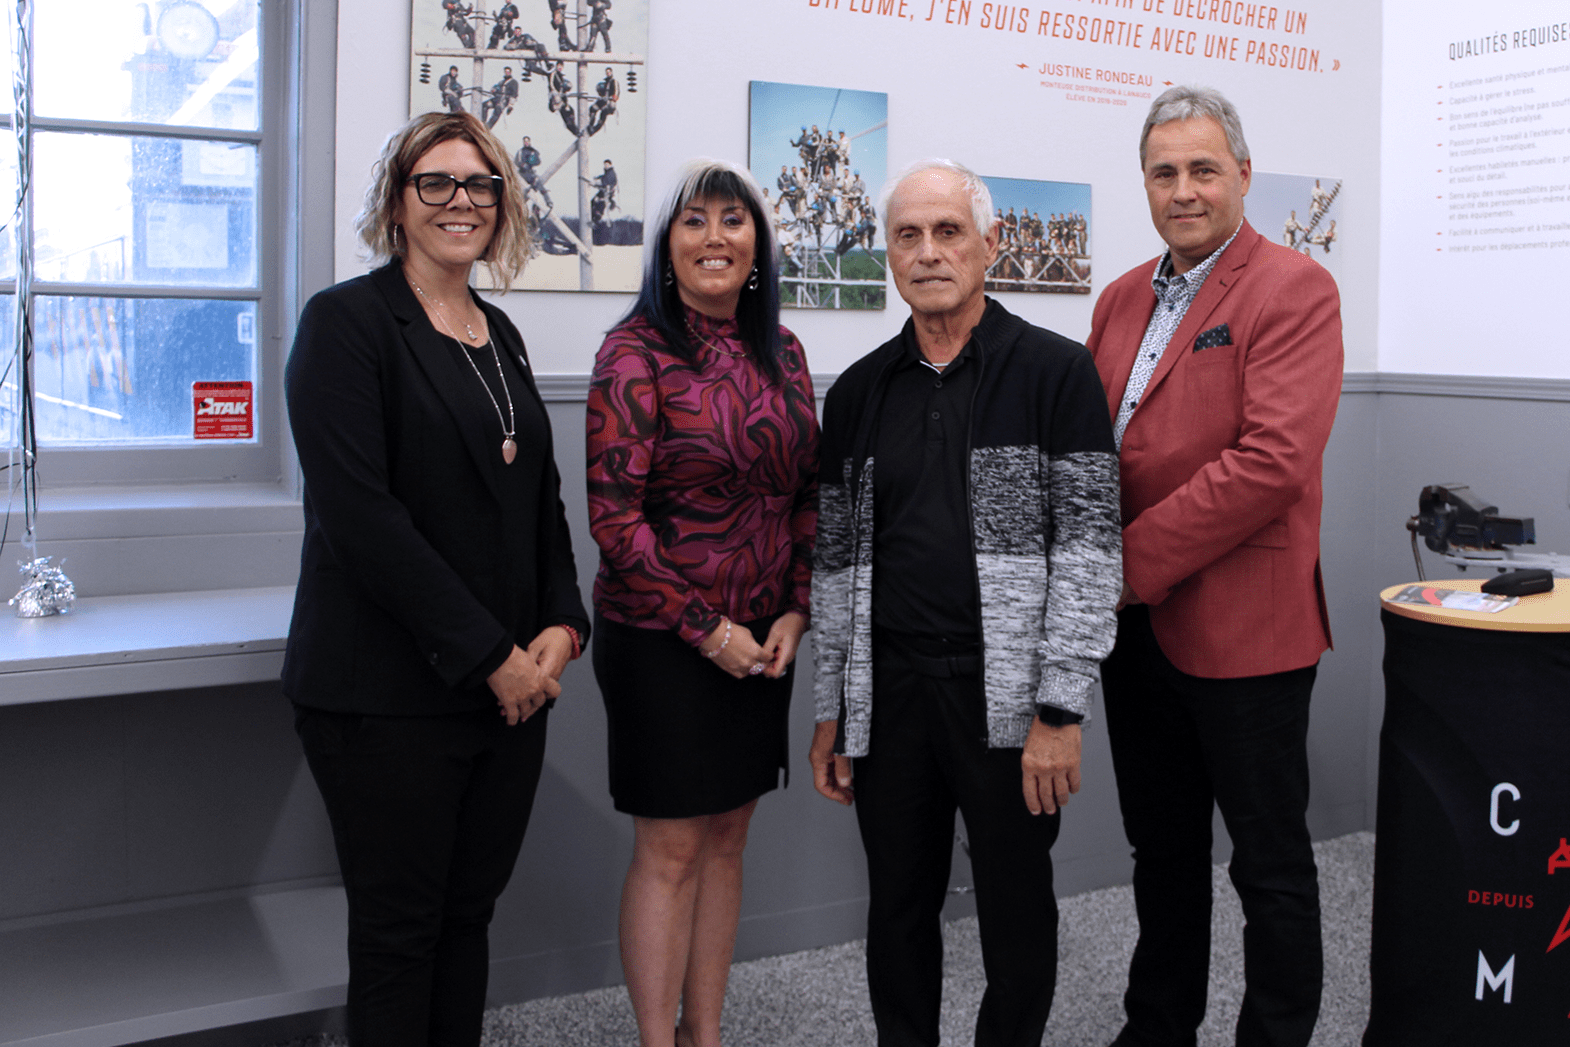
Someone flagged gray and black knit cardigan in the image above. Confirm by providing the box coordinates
[812,298,1123,757]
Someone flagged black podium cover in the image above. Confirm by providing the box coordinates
[1365,609,1570,1045]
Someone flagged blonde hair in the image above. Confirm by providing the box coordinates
[354,111,532,291]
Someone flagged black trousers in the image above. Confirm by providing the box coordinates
[296,705,549,1047]
[853,642,1062,1047]
[1101,607,1322,1047]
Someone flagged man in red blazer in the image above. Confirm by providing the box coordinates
[1086,86,1343,1047]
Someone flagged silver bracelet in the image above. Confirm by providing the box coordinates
[702,618,732,660]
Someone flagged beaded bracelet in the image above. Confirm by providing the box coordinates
[558,624,583,660]
[702,618,732,660]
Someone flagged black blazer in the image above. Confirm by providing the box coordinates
[283,262,588,715]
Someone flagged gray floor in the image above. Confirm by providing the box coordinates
[281,831,1374,1047]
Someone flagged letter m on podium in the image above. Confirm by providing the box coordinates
[1475,951,1515,1003]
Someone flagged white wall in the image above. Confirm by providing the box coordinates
[1380,0,1570,377]
[335,0,1383,374]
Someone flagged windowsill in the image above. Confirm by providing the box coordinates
[11,483,305,597]
[0,585,294,705]
[33,481,303,540]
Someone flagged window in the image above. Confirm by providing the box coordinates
[1,0,291,487]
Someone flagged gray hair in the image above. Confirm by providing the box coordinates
[1139,85,1250,168]
[878,158,995,238]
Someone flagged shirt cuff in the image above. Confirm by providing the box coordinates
[462,636,515,692]
[678,602,725,648]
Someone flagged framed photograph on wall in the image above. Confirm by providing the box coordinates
[978,175,1091,295]
[409,0,648,292]
[748,80,888,310]
[1249,172,1344,282]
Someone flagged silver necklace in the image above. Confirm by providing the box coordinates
[409,279,517,465]
[409,278,481,342]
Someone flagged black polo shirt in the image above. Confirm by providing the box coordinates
[870,329,980,644]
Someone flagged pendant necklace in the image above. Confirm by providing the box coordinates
[410,278,518,465]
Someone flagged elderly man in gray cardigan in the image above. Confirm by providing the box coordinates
[809,158,1121,1047]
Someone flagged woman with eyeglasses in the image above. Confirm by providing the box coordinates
[283,110,588,1047]
[586,159,819,1047]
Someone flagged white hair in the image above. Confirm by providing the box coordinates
[877,158,995,238]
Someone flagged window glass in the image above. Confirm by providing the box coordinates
[34,132,256,287]
[0,21,11,118]
[0,295,15,448]
[34,0,259,130]
[32,295,256,444]
[14,0,271,458]
[0,148,16,280]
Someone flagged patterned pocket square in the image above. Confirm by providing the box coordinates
[1194,323,1232,351]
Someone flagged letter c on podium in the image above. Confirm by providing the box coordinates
[1490,782,1521,836]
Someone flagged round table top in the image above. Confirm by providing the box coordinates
[1380,577,1570,633]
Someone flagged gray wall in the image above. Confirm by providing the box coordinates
[1361,382,1570,813]
[0,683,336,924]
[1314,387,1384,842]
[11,386,1522,1013]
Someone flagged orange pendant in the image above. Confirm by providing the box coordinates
[502,438,517,465]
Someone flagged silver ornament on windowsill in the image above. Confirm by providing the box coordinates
[10,557,76,618]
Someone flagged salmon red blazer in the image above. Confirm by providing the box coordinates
[1086,220,1343,679]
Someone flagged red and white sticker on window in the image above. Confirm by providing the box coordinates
[193,381,254,439]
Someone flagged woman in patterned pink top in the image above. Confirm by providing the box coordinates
[586,159,818,1047]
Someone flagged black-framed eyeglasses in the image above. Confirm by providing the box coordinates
[406,173,504,207]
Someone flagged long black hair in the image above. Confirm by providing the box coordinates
[618,159,785,382]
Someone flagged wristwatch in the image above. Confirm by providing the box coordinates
[1036,705,1084,727]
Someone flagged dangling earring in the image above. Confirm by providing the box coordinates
[746,264,759,291]
[392,224,403,254]
[664,261,674,287]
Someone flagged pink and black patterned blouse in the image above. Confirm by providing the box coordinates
[586,308,820,647]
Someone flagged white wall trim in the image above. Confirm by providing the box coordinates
[535,370,1570,404]
[1370,373,1570,403]
[535,372,839,402]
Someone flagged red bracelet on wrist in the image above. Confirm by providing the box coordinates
[558,624,582,660]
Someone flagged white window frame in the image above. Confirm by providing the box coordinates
[0,0,337,597]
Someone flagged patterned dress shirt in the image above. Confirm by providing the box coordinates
[1111,224,1242,449]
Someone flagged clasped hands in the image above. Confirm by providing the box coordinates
[699,610,807,681]
[486,626,576,725]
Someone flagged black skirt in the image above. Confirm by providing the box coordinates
[593,611,793,819]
